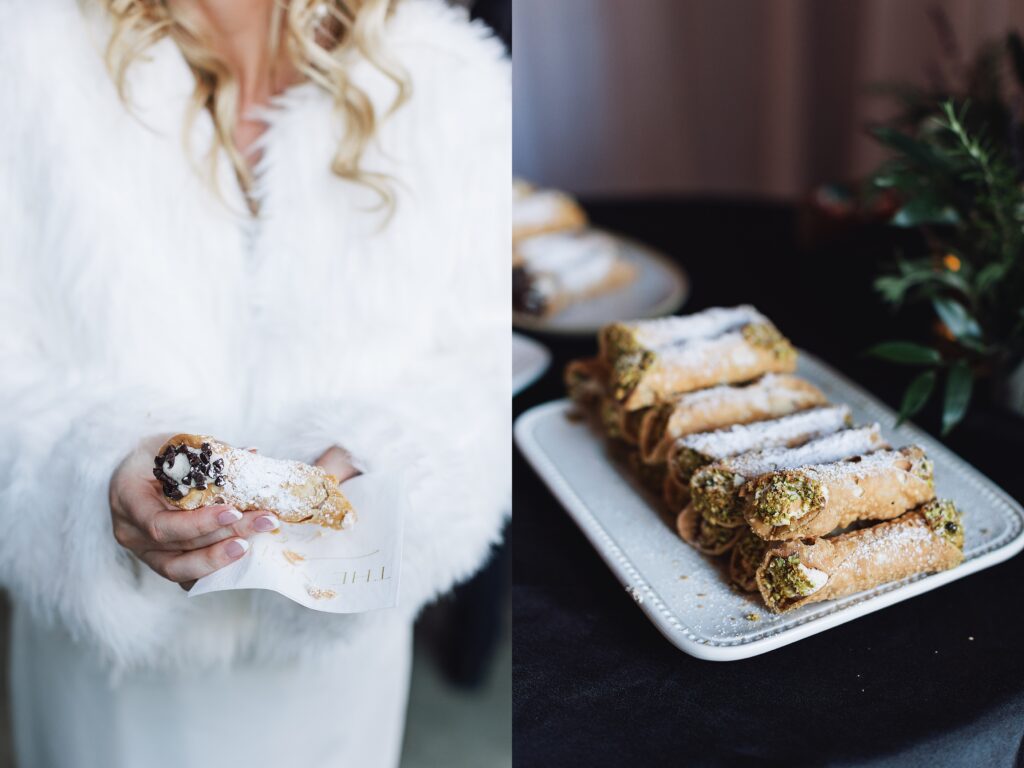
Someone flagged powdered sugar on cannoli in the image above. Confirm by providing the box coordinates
[716,425,886,480]
[619,306,767,351]
[517,231,618,294]
[675,404,851,459]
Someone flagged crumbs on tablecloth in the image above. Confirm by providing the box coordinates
[745,613,760,622]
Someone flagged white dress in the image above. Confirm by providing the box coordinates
[0,1,510,766]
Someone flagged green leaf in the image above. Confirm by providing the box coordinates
[932,297,983,340]
[867,341,943,365]
[975,262,1007,292]
[941,361,974,434]
[891,198,960,227]
[869,126,952,173]
[898,370,937,425]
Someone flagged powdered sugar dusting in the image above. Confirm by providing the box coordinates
[677,405,850,459]
[626,305,766,350]
[220,447,317,516]
[797,445,927,484]
[716,425,885,479]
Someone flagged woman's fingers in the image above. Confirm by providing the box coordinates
[143,503,245,546]
[141,537,250,584]
[175,510,279,551]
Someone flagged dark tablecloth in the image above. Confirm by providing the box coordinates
[512,200,1024,767]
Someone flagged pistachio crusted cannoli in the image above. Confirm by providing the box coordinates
[743,445,935,541]
[611,322,797,411]
[676,504,744,556]
[625,448,668,495]
[599,305,768,366]
[600,398,650,445]
[565,357,609,407]
[639,374,829,465]
[154,435,356,530]
[729,529,773,592]
[690,425,886,528]
[755,500,964,612]
[666,404,850,488]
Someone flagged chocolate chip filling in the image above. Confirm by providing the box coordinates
[154,442,225,501]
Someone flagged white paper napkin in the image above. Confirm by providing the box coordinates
[189,472,405,613]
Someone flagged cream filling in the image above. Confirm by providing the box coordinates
[797,563,829,595]
[514,191,571,228]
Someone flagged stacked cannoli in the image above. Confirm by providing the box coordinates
[512,179,636,317]
[565,305,965,614]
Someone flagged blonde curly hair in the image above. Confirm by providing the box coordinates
[102,0,410,209]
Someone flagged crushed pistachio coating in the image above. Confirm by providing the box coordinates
[600,401,623,440]
[912,455,935,487]
[612,351,655,400]
[741,322,795,361]
[672,446,712,484]
[922,499,964,549]
[751,471,824,526]
[697,517,738,549]
[628,452,667,493]
[691,467,745,526]
[734,531,768,577]
[603,325,642,360]
[762,554,818,609]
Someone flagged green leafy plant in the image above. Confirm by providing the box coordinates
[867,30,1024,434]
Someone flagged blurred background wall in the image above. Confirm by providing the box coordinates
[513,0,1024,198]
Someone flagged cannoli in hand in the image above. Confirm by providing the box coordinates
[639,374,829,465]
[153,435,356,530]
[690,425,886,528]
[755,500,964,613]
[676,504,744,556]
[743,446,934,541]
[610,319,796,411]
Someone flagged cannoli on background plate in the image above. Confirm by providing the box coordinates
[513,230,636,317]
[639,374,829,465]
[755,500,964,612]
[743,445,935,540]
[729,528,773,592]
[609,319,797,411]
[676,504,745,556]
[512,184,587,243]
[663,404,850,511]
[154,434,356,530]
[690,425,886,528]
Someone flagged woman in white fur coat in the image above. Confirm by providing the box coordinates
[0,0,509,766]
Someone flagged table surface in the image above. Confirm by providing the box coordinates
[512,199,1024,767]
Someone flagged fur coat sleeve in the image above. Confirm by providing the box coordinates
[0,0,510,671]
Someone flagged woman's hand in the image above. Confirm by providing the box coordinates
[110,436,279,590]
[313,445,361,484]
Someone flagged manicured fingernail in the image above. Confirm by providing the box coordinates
[217,508,243,525]
[253,515,279,532]
[225,538,249,558]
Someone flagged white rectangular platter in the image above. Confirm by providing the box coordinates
[514,351,1024,661]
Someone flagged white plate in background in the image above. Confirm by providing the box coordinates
[514,351,1024,661]
[513,333,551,396]
[513,230,688,336]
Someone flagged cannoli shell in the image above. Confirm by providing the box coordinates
[744,446,935,540]
[638,375,826,464]
[663,472,691,514]
[616,329,797,411]
[729,529,773,593]
[564,357,609,407]
[676,504,743,555]
[755,506,963,612]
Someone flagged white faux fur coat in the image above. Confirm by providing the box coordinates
[0,0,510,672]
